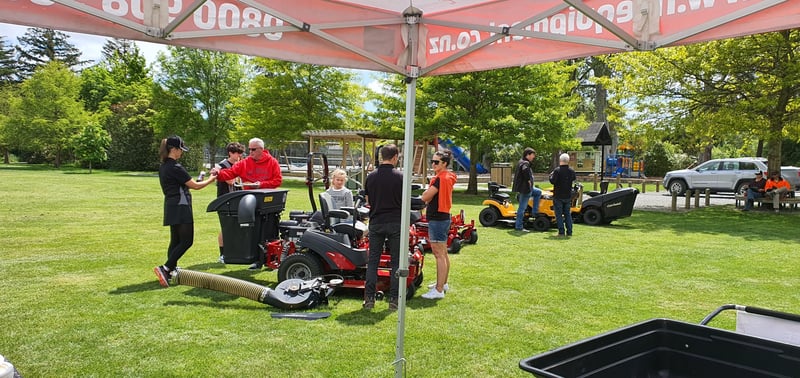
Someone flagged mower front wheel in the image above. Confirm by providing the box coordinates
[478,207,500,227]
[278,253,323,281]
[447,238,462,254]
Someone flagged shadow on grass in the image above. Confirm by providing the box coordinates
[625,207,800,243]
[406,298,440,310]
[116,172,158,177]
[109,281,166,294]
[162,300,270,311]
[335,307,392,325]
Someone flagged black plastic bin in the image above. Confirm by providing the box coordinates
[520,318,800,377]
[206,189,288,264]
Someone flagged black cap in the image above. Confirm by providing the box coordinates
[755,171,763,176]
[166,136,189,152]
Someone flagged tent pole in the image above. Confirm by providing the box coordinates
[395,6,422,378]
[394,75,416,378]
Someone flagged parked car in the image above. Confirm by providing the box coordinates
[662,157,800,196]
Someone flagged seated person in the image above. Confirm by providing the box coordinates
[764,171,793,212]
[742,171,766,211]
[324,169,367,241]
[326,169,354,212]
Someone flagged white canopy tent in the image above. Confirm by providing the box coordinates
[4,0,799,375]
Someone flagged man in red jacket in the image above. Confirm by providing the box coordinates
[212,137,282,189]
[210,137,282,270]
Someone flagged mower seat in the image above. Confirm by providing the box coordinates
[319,192,366,243]
[487,181,510,202]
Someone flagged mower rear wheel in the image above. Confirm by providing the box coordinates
[478,207,500,227]
[447,238,462,254]
[461,229,478,244]
[531,216,550,232]
[582,207,603,226]
[278,253,323,281]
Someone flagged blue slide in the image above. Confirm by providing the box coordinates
[439,139,489,174]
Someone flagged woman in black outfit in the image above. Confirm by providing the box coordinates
[154,136,217,287]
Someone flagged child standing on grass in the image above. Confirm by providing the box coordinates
[154,136,217,288]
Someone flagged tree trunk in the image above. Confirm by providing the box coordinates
[700,144,712,163]
[766,121,784,175]
[466,142,479,194]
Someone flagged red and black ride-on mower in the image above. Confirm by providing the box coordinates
[253,152,425,298]
[413,209,478,254]
[277,193,427,298]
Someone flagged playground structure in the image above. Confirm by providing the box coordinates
[604,143,645,178]
[438,139,488,174]
[287,131,486,188]
[575,123,645,180]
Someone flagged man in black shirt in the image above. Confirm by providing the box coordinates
[549,153,577,237]
[362,144,403,311]
[743,171,767,211]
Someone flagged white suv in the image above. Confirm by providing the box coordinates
[662,157,800,196]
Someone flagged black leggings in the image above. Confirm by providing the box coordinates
[165,223,194,270]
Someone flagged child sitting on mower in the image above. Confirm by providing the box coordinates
[326,169,354,211]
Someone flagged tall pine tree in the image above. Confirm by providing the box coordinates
[16,28,86,79]
[0,36,17,85]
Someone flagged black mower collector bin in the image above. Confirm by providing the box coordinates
[207,189,287,264]
[519,318,800,377]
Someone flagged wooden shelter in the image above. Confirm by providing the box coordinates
[302,129,381,187]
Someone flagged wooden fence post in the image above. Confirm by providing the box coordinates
[671,191,678,211]
[685,190,693,209]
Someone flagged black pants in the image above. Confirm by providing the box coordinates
[165,223,193,270]
[364,222,401,301]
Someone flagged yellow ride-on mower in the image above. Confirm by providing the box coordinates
[478,181,583,232]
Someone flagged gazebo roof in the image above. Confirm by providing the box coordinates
[302,129,382,142]
[576,122,612,146]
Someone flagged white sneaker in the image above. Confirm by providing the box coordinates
[421,287,445,299]
[218,255,225,264]
[427,282,450,292]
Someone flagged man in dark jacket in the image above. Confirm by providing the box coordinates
[742,171,766,211]
[549,153,577,236]
[511,148,542,232]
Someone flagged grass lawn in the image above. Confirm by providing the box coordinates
[1,164,799,377]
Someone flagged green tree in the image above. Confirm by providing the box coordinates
[0,36,17,85]
[105,98,158,171]
[12,61,89,167]
[80,39,156,171]
[608,31,800,173]
[642,140,674,177]
[416,63,582,194]
[154,47,247,166]
[72,122,110,172]
[233,58,366,149]
[81,38,149,112]
[0,85,19,163]
[15,28,86,80]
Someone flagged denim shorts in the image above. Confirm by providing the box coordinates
[427,219,451,243]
